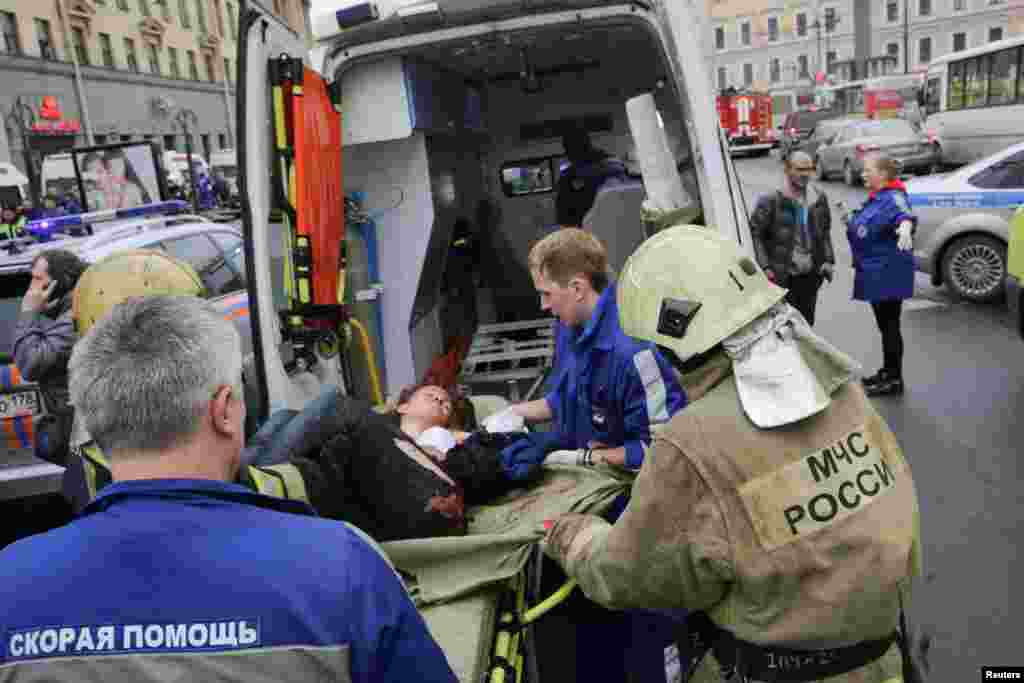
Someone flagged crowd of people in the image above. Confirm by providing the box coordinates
[0,134,924,683]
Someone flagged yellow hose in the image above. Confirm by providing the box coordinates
[520,579,577,626]
[347,318,384,405]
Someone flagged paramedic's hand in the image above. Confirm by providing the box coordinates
[897,220,914,251]
[819,263,834,283]
[21,280,56,314]
[588,441,627,468]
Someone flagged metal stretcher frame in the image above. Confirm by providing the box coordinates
[459,319,557,401]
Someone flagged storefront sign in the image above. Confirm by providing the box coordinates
[29,95,81,134]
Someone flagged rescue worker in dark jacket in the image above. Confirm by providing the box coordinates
[555,127,628,227]
[844,152,916,396]
[12,249,88,467]
[544,225,923,683]
[749,151,836,326]
[0,293,457,682]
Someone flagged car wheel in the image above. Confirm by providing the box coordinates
[941,235,1007,304]
[816,156,827,181]
[844,161,859,187]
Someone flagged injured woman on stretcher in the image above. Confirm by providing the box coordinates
[242,382,576,543]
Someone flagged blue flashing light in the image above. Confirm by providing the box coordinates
[22,200,189,242]
[336,2,378,29]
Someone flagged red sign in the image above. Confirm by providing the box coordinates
[30,120,81,133]
[39,96,62,120]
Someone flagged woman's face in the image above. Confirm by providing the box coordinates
[862,160,887,192]
[398,385,452,426]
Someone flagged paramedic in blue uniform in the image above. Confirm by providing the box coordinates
[0,294,456,683]
[555,126,628,227]
[845,152,916,397]
[504,227,687,683]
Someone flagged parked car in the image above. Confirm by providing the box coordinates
[815,118,937,186]
[797,118,858,163]
[779,108,837,159]
[0,207,249,501]
[907,141,1024,303]
[1007,206,1024,338]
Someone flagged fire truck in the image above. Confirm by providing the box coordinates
[716,89,777,155]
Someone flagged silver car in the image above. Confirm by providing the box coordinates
[908,141,1024,303]
[815,118,937,186]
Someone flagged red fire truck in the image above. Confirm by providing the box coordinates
[716,89,777,155]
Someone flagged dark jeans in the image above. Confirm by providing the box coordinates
[785,272,823,326]
[870,300,904,377]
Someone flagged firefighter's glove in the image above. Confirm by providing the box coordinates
[897,221,914,252]
[500,431,569,481]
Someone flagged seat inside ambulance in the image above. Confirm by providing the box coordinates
[331,11,705,398]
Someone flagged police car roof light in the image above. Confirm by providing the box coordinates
[23,200,189,239]
[336,2,379,28]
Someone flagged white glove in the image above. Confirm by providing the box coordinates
[897,221,914,252]
[544,449,586,467]
[482,408,525,434]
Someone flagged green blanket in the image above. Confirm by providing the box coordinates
[381,464,633,607]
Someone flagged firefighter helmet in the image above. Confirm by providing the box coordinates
[617,225,786,362]
[73,249,206,335]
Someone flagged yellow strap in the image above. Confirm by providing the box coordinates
[247,466,285,498]
[81,442,111,502]
[247,463,309,503]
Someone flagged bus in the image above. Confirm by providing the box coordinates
[822,73,924,122]
[921,34,1024,168]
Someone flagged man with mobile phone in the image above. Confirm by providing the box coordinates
[13,249,89,469]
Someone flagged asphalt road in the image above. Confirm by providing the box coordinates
[735,152,1024,679]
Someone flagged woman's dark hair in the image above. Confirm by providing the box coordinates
[103,149,153,204]
[33,249,88,297]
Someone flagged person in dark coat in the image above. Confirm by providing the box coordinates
[844,152,916,396]
[749,150,836,325]
[554,127,628,227]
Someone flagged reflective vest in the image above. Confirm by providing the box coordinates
[79,442,310,505]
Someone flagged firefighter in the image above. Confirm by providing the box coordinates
[543,225,923,683]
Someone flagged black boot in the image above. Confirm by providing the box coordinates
[865,369,904,396]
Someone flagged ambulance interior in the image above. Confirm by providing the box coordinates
[329,14,706,399]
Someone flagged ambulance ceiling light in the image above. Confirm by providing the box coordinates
[334,2,379,29]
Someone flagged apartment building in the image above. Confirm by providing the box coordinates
[0,0,309,196]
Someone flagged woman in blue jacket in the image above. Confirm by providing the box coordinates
[846,152,916,396]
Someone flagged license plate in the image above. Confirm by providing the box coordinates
[0,390,42,418]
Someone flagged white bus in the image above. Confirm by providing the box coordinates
[921,34,1024,168]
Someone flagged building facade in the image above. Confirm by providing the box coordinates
[707,0,1017,95]
[0,0,308,204]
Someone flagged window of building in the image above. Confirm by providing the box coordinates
[179,0,191,27]
[168,46,180,77]
[989,27,1003,43]
[226,2,236,36]
[34,18,56,60]
[953,32,967,52]
[99,33,115,67]
[743,62,753,85]
[796,12,807,37]
[205,53,215,81]
[187,50,199,79]
[988,46,1020,105]
[768,17,778,42]
[1,12,21,55]
[715,26,725,50]
[919,37,931,64]
[717,66,727,89]
[918,0,931,16]
[223,57,231,83]
[95,134,108,144]
[139,0,151,17]
[770,57,781,82]
[124,37,138,72]
[798,54,809,77]
[741,21,751,46]
[824,7,837,33]
[195,0,207,33]
[827,50,837,73]
[148,43,160,74]
[953,0,966,9]
[71,27,89,65]
[164,134,176,151]
[117,0,129,11]
[218,133,227,149]
[886,0,899,22]
[201,133,211,159]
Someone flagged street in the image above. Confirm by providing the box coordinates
[735,152,1024,678]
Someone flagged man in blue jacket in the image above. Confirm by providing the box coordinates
[0,294,456,683]
[504,228,687,683]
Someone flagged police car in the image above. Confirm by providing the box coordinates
[0,202,249,502]
[908,141,1024,303]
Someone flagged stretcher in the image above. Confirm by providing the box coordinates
[459,320,557,401]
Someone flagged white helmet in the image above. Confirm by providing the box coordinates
[617,225,786,362]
